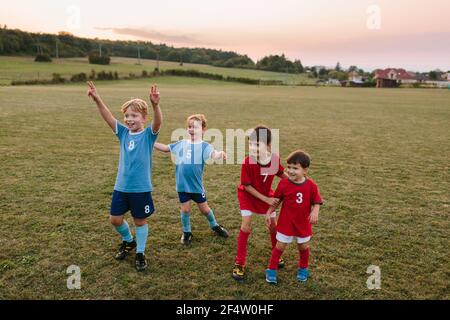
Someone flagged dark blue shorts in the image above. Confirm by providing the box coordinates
[178,192,207,204]
[110,190,155,219]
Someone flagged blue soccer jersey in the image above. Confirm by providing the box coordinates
[168,140,214,194]
[114,121,159,193]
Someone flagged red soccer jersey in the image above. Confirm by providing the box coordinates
[237,154,285,214]
[274,178,323,238]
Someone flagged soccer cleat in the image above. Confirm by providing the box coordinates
[135,253,148,271]
[180,232,193,246]
[265,269,278,284]
[278,258,285,269]
[232,264,245,281]
[115,240,136,260]
[297,268,309,282]
[212,224,229,238]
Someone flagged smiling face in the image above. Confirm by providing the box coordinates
[123,108,147,133]
[187,119,204,141]
[249,140,271,162]
[286,162,307,182]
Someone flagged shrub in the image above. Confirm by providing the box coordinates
[35,54,52,62]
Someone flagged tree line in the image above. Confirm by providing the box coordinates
[0,27,305,73]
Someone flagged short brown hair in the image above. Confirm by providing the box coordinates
[249,125,272,145]
[187,114,207,129]
[121,98,148,117]
[286,150,311,169]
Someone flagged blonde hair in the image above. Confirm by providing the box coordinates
[187,114,207,129]
[121,98,148,117]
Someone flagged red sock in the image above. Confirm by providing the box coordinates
[235,229,250,265]
[268,247,283,270]
[299,248,310,269]
[269,230,277,249]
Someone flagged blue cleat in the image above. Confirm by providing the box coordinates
[297,268,309,282]
[265,269,278,284]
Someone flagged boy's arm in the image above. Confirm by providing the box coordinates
[265,201,281,227]
[309,204,321,224]
[149,84,162,133]
[243,185,279,207]
[154,142,170,153]
[87,81,117,132]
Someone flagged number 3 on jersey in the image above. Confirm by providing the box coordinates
[296,192,303,204]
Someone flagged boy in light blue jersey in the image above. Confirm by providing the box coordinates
[154,114,229,245]
[87,81,162,271]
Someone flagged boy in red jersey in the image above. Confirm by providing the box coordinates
[265,150,323,284]
[232,126,288,281]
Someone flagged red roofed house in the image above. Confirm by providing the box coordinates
[374,68,417,88]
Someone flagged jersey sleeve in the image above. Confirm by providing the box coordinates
[168,140,183,155]
[203,143,215,162]
[273,180,285,199]
[115,121,128,140]
[311,181,323,205]
[240,159,252,186]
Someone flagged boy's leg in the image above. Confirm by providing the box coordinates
[268,215,284,268]
[297,240,311,282]
[266,241,288,284]
[110,191,136,260]
[129,192,154,271]
[235,215,252,266]
[180,200,193,245]
[180,201,192,233]
[197,200,229,238]
[268,241,288,270]
[111,216,133,242]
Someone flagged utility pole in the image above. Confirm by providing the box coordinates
[156,47,160,71]
[137,46,141,65]
[55,40,59,59]
[99,43,102,57]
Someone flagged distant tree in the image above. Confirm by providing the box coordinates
[348,65,358,72]
[429,71,438,81]
[335,62,342,72]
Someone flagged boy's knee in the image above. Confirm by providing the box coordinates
[298,242,310,250]
[276,241,288,251]
[181,203,191,213]
[240,222,251,233]
[109,215,123,227]
[133,218,147,227]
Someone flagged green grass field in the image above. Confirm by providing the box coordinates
[0,56,313,86]
[0,77,449,299]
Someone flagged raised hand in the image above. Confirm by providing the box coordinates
[149,84,160,107]
[87,81,100,101]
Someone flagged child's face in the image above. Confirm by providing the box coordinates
[287,163,307,181]
[123,108,147,132]
[249,140,270,159]
[187,120,204,140]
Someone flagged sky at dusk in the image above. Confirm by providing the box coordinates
[1,0,449,71]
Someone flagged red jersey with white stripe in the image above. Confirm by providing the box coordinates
[274,178,323,237]
[237,154,285,214]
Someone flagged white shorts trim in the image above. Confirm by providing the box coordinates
[276,232,311,244]
[240,210,276,218]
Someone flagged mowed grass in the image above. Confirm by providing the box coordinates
[0,56,312,86]
[0,78,449,300]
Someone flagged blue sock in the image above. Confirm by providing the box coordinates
[181,212,192,233]
[205,210,218,229]
[115,221,133,243]
[136,224,149,254]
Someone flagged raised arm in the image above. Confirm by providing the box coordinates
[154,142,170,153]
[149,84,162,133]
[87,81,117,132]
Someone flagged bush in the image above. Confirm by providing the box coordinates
[70,73,87,82]
[52,73,65,83]
[88,54,110,65]
[35,54,52,62]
